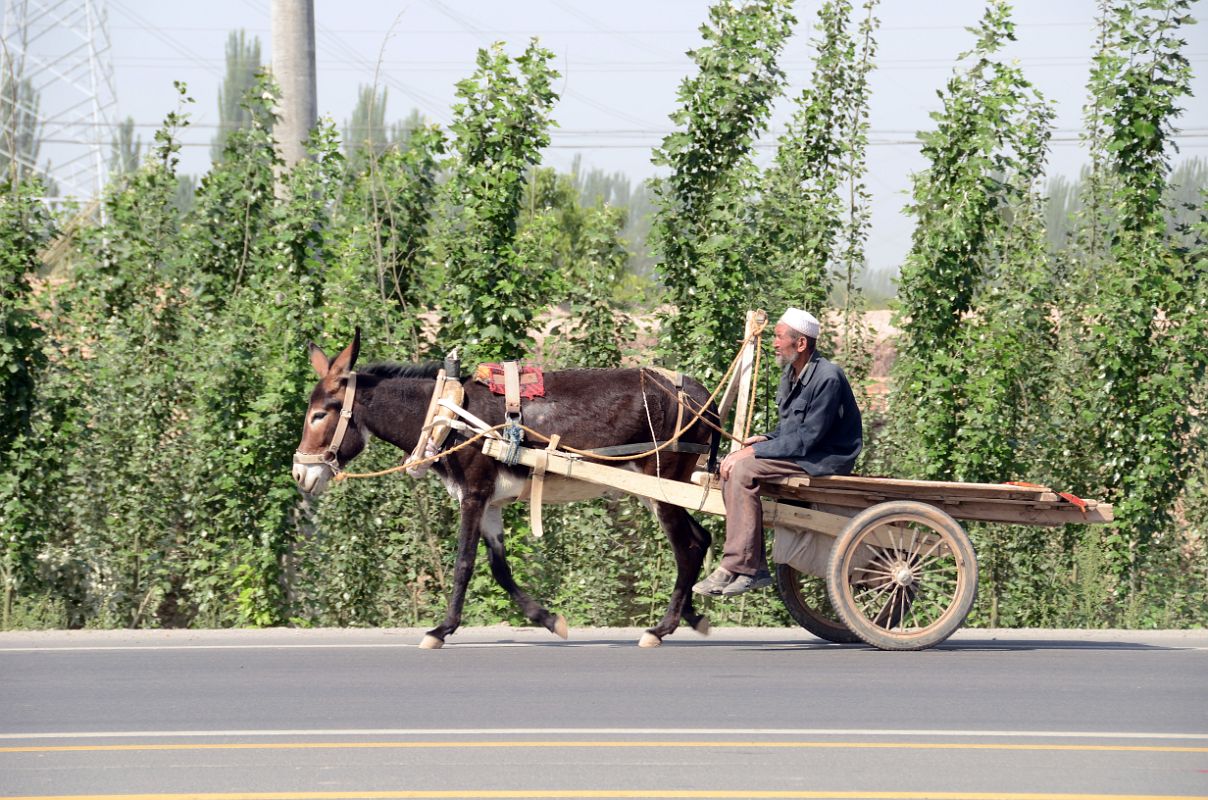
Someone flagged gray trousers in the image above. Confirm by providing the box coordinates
[720,456,808,575]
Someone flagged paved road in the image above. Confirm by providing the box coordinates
[2,626,1206,799]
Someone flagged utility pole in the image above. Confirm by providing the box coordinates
[270,0,316,168]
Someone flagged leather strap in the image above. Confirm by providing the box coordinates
[530,434,560,539]
[294,371,357,469]
[410,369,447,463]
[503,360,522,418]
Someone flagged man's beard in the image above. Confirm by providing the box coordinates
[774,352,789,368]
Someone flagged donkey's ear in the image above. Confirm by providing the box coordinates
[307,341,330,377]
[329,327,361,376]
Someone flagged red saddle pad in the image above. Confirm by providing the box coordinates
[473,363,546,399]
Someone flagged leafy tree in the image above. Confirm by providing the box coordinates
[433,39,560,363]
[570,154,658,284]
[518,168,634,366]
[0,68,41,184]
[0,175,54,627]
[651,0,795,383]
[755,0,880,459]
[1063,0,1203,585]
[332,117,445,353]
[211,30,263,162]
[110,117,142,175]
[888,0,1054,481]
[186,71,279,305]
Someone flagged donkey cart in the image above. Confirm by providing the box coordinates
[474,310,1113,652]
[296,312,1113,650]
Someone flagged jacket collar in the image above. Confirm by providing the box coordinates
[779,352,822,402]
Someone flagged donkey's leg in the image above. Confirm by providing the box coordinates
[679,513,714,635]
[640,502,712,648]
[480,505,568,639]
[420,496,486,649]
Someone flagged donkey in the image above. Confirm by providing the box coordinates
[291,329,721,648]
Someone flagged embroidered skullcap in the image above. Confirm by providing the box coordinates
[779,307,820,339]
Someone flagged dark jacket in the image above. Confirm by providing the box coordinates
[750,353,862,476]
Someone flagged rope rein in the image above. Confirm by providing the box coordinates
[332,318,768,483]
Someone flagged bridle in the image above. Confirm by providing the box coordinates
[294,371,358,474]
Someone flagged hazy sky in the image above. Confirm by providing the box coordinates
[24,1,1208,276]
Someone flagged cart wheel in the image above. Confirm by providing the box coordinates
[775,564,860,644]
[826,500,977,651]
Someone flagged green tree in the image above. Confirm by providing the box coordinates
[110,116,142,175]
[651,0,796,383]
[754,0,880,456]
[333,117,445,352]
[211,30,263,162]
[433,39,560,363]
[888,0,1054,481]
[343,85,390,173]
[0,67,41,184]
[1063,0,1203,587]
[0,175,54,627]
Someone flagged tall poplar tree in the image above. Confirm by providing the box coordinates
[211,30,263,162]
[433,40,560,363]
[1062,0,1203,585]
[651,0,795,383]
[888,0,1054,481]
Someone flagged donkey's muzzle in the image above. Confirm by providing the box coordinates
[292,456,333,496]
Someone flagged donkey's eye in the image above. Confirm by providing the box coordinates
[311,412,328,424]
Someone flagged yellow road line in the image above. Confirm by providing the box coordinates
[2,740,1207,754]
[3,791,1208,800]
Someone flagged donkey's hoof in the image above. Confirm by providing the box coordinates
[692,617,711,636]
[638,632,663,648]
[418,634,444,650]
[552,615,569,640]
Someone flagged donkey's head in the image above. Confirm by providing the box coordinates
[292,329,367,496]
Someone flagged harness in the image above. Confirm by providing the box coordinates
[294,371,359,473]
[404,365,466,477]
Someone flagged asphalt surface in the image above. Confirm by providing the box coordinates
[2,626,1206,799]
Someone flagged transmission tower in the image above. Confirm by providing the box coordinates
[1,0,118,201]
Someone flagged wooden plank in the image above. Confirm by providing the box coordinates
[727,310,765,453]
[481,438,848,536]
[755,485,1111,526]
[760,473,1065,501]
[695,470,1113,526]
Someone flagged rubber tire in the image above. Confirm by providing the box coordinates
[775,563,860,644]
[826,500,977,652]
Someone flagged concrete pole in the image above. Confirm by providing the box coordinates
[270,0,317,168]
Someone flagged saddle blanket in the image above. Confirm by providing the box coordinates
[473,363,546,399]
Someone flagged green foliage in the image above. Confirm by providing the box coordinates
[0,175,54,627]
[652,0,795,384]
[212,30,264,161]
[1061,0,1204,585]
[0,67,43,184]
[434,40,560,363]
[889,0,1054,481]
[1,1,1204,634]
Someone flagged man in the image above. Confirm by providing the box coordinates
[693,307,863,597]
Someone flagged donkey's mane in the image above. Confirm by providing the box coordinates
[362,361,444,380]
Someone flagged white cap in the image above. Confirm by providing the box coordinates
[778,307,820,339]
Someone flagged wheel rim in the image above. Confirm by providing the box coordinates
[842,512,969,639]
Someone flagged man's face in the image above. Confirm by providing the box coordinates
[772,323,807,368]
